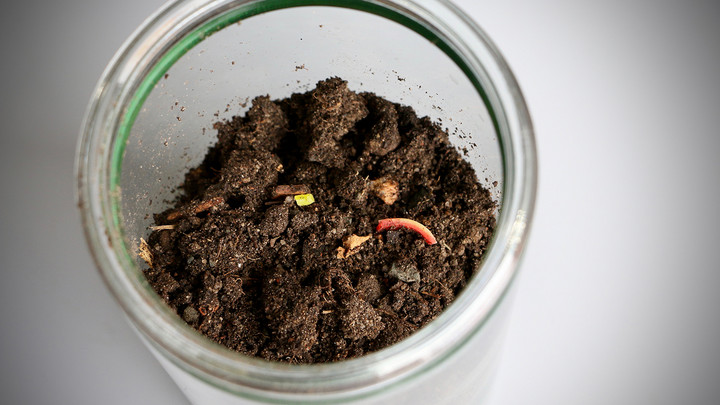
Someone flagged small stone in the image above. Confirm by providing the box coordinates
[388,260,421,283]
[183,306,200,324]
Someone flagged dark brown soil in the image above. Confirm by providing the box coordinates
[143,77,496,363]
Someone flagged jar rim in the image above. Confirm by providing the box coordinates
[76,0,536,400]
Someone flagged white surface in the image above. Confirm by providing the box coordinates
[1,1,719,404]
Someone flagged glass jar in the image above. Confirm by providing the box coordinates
[76,0,536,403]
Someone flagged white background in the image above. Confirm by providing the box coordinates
[1,1,718,404]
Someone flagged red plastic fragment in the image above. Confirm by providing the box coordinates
[376,218,438,245]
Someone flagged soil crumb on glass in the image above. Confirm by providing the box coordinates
[144,77,496,363]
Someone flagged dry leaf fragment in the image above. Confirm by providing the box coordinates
[344,234,372,251]
[139,238,153,268]
[337,234,372,259]
[369,177,399,205]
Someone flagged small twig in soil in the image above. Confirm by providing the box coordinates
[374,307,417,330]
[420,290,442,299]
[215,240,225,262]
[222,269,238,278]
[409,290,425,301]
[374,307,397,317]
[429,276,450,292]
[166,196,225,220]
[440,240,451,251]
[376,218,438,245]
[149,224,175,231]
[193,196,226,215]
[271,184,310,199]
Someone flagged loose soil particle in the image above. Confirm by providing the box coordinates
[144,77,496,363]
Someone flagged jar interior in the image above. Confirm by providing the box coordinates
[114,4,502,340]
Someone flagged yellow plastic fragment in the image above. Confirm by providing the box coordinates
[294,193,315,207]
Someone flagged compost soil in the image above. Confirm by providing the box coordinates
[144,78,496,363]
